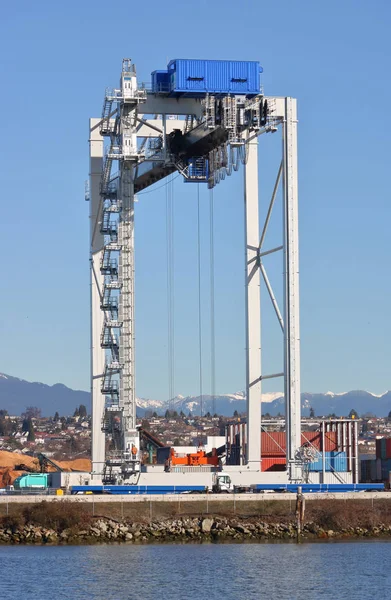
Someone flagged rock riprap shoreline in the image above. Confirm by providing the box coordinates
[1,516,391,544]
[1,498,391,544]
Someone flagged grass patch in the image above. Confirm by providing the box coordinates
[306,499,391,530]
[0,501,92,532]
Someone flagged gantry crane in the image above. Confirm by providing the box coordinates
[88,58,301,484]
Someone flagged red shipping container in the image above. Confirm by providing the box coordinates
[386,439,391,459]
[261,432,286,455]
[301,431,338,451]
[261,431,338,456]
[261,457,286,472]
[376,439,382,459]
[324,431,338,451]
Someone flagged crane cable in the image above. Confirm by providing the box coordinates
[166,175,175,409]
[170,175,175,410]
[138,173,181,195]
[197,184,203,418]
[209,188,216,417]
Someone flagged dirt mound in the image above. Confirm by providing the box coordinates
[0,468,26,487]
[0,451,39,470]
[57,458,91,472]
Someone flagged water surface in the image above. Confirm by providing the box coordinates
[1,541,390,599]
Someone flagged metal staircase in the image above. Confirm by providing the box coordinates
[98,59,153,481]
[101,362,120,398]
[222,96,238,144]
[101,292,118,320]
[204,95,216,129]
[101,255,118,276]
[96,59,146,464]
[99,130,123,422]
[100,91,115,136]
[184,114,195,133]
[100,152,114,196]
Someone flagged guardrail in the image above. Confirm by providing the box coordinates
[0,488,67,496]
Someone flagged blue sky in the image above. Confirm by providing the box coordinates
[0,0,390,398]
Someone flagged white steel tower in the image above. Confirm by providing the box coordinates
[90,59,146,482]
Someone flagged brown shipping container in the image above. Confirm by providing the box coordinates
[261,431,338,456]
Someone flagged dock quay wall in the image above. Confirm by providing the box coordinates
[0,494,391,544]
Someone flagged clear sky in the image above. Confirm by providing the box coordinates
[0,0,390,398]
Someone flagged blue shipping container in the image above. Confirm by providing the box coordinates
[166,59,262,96]
[381,458,391,480]
[308,451,348,473]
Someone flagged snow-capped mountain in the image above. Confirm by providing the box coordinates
[136,392,286,417]
[0,371,390,417]
[136,390,391,418]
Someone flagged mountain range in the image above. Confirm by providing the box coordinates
[137,390,391,418]
[0,372,390,418]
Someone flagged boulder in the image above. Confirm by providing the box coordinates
[201,518,214,533]
[97,521,107,533]
[235,525,250,535]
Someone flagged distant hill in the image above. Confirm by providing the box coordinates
[0,373,90,416]
[299,390,391,419]
[0,372,390,418]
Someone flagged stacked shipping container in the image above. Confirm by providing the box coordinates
[370,438,391,482]
[261,431,339,454]
[260,431,342,472]
[360,458,382,483]
[225,426,351,472]
[359,439,391,483]
[376,438,391,461]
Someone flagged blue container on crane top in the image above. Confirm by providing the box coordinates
[163,59,262,97]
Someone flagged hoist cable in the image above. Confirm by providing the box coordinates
[165,175,175,409]
[171,175,175,410]
[210,188,216,416]
[138,173,181,195]
[165,176,171,406]
[197,184,203,417]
